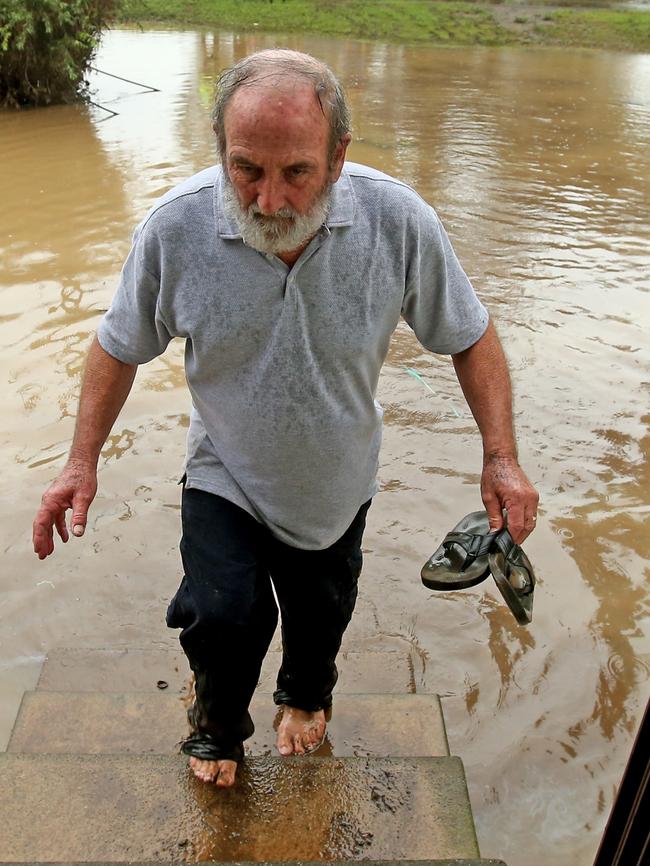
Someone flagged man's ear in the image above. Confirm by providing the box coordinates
[330,133,352,181]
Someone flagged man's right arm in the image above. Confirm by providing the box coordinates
[32,336,138,559]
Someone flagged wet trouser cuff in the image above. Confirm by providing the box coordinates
[273,688,332,712]
[182,702,246,762]
[180,731,244,763]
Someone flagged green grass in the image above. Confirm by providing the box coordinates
[536,8,650,51]
[118,0,516,46]
[117,1,650,52]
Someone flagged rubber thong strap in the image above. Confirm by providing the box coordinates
[492,529,515,558]
[443,529,497,571]
[492,530,534,590]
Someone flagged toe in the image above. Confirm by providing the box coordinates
[189,758,219,783]
[293,732,306,755]
[215,760,237,787]
[277,726,294,756]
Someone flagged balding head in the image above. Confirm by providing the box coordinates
[212,49,351,164]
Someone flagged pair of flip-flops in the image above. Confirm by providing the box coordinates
[421,511,535,625]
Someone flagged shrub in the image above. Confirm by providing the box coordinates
[0,0,120,108]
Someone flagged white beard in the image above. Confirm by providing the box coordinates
[222,173,332,256]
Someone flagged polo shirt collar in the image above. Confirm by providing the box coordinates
[216,165,356,239]
[326,167,355,227]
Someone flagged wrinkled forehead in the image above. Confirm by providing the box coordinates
[224,79,330,144]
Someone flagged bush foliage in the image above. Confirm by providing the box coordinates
[0,0,120,108]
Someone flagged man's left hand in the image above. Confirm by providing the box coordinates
[481,455,539,544]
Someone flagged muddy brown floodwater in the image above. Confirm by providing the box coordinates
[1,27,649,866]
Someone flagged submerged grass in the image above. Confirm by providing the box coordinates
[117,1,650,51]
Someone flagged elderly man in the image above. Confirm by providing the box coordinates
[33,49,538,787]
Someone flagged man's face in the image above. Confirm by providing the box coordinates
[222,80,349,255]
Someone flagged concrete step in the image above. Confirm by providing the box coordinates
[0,754,480,862]
[7,690,449,757]
[36,647,417,693]
[0,860,506,866]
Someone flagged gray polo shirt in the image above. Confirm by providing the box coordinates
[98,162,488,549]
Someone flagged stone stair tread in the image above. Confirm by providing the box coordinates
[8,691,449,757]
[0,861,507,865]
[37,648,416,693]
[0,754,479,862]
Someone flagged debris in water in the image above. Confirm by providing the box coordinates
[404,367,461,416]
[405,366,436,394]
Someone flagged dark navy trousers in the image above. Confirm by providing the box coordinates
[166,486,371,754]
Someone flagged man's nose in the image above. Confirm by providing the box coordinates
[255,176,288,215]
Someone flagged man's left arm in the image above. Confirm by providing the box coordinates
[451,319,539,544]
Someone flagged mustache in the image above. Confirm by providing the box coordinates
[249,204,297,220]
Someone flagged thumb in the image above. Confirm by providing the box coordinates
[486,501,504,534]
[71,492,91,537]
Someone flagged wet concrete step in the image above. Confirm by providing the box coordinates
[7,691,449,757]
[37,647,417,693]
[0,860,506,866]
[0,754,480,862]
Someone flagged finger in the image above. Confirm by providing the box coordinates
[515,527,531,544]
[519,506,539,542]
[483,495,504,533]
[54,511,69,544]
[505,502,526,543]
[32,509,55,559]
[33,532,53,560]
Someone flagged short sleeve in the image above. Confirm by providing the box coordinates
[401,205,489,354]
[97,221,173,364]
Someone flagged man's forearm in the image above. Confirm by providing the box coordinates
[33,337,138,557]
[451,319,538,541]
[451,319,517,462]
[69,336,138,466]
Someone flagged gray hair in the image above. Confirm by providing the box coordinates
[212,49,351,163]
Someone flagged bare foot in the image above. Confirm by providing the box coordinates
[188,756,237,786]
[276,705,326,756]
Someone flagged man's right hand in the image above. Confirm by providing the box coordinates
[32,458,98,559]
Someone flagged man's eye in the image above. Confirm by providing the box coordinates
[235,164,259,177]
[288,167,306,178]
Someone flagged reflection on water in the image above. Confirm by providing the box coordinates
[1,26,648,866]
[553,420,649,747]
